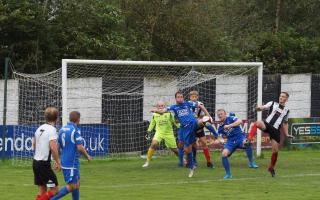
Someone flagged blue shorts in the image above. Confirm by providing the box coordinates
[180,121,198,147]
[224,134,246,155]
[62,168,80,184]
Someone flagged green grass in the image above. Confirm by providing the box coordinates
[1,150,320,199]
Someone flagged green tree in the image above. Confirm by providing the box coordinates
[1,0,320,74]
[0,0,143,73]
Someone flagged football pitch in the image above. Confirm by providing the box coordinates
[0,149,319,200]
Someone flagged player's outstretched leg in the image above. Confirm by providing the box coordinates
[198,117,218,138]
[221,149,232,179]
[248,122,257,140]
[245,142,258,168]
[248,121,266,141]
[143,140,158,168]
[204,122,217,136]
[268,140,279,177]
[51,180,80,200]
[51,186,69,200]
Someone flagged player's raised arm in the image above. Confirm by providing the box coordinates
[224,117,242,130]
[256,101,273,112]
[198,104,212,118]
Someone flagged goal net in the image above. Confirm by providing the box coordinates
[9,60,263,164]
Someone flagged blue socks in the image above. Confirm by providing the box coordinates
[51,186,80,200]
[246,144,254,164]
[51,186,69,200]
[187,152,194,169]
[222,156,231,176]
[72,189,80,200]
[192,147,197,163]
[205,123,218,138]
[178,148,184,166]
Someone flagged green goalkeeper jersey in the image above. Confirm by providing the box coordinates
[148,112,178,135]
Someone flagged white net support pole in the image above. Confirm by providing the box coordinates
[256,63,263,157]
[62,60,68,126]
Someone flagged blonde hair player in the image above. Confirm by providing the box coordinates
[32,107,61,200]
[188,90,218,168]
[248,92,293,177]
[216,109,258,179]
[143,101,179,168]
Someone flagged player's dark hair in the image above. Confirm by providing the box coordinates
[69,111,81,123]
[175,91,184,98]
[44,107,59,123]
[281,91,289,98]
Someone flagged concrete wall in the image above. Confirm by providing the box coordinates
[0,74,316,125]
[143,77,177,121]
[215,76,248,120]
[281,74,311,118]
[67,78,102,124]
[0,80,19,125]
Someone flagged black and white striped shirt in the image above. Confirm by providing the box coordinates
[264,101,289,130]
[192,101,204,118]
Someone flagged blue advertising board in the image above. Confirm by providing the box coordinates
[0,124,109,158]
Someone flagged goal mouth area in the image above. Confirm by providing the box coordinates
[6,60,263,164]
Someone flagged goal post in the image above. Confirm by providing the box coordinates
[257,64,263,157]
[8,59,264,165]
[61,59,263,157]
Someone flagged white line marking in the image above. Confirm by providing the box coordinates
[6,173,320,189]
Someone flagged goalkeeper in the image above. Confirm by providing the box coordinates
[142,101,179,168]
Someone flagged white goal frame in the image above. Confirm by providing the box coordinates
[61,59,263,156]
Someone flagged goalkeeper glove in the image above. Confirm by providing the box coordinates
[145,132,152,140]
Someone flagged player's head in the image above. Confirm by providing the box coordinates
[156,101,166,111]
[217,109,227,121]
[44,107,59,124]
[175,91,184,104]
[189,90,199,101]
[69,111,81,125]
[279,92,289,104]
